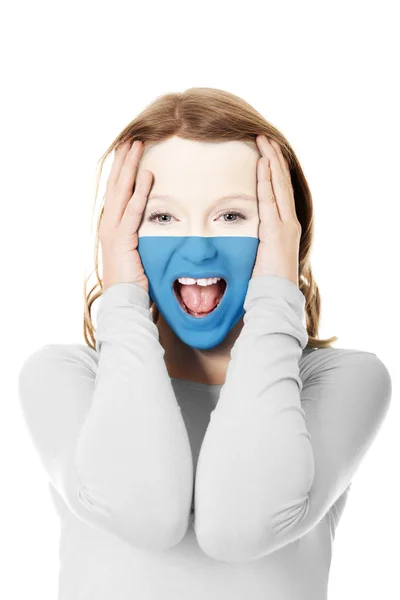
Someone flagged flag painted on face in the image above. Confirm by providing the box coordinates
[137,235,259,350]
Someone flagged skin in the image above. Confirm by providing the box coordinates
[135,135,299,385]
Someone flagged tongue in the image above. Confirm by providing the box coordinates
[179,282,224,314]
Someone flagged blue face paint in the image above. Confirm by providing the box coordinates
[137,236,259,350]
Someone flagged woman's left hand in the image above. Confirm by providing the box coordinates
[251,135,302,288]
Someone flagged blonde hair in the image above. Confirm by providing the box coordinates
[83,87,338,351]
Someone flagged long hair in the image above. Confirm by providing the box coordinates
[83,87,338,351]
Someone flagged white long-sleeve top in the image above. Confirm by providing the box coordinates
[17,274,392,600]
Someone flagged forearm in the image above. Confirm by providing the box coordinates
[194,275,313,560]
[75,282,193,545]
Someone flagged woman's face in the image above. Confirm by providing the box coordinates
[135,135,263,351]
[136,135,261,237]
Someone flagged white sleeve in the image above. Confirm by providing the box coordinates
[18,282,193,551]
[194,274,392,562]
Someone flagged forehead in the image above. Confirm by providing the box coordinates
[140,136,261,171]
[137,137,262,203]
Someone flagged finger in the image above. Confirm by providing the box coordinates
[256,136,295,223]
[104,141,144,228]
[270,140,292,187]
[257,156,282,229]
[269,139,297,221]
[121,169,153,235]
[106,140,133,191]
[117,140,145,197]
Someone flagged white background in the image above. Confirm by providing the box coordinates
[1,0,398,598]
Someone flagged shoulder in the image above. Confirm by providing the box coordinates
[18,343,99,382]
[300,345,391,378]
[299,346,392,402]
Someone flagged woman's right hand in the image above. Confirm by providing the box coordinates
[99,140,153,294]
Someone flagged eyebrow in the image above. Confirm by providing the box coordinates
[147,193,257,204]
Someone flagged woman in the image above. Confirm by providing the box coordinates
[18,87,392,599]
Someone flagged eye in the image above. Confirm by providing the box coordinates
[147,210,175,225]
[218,210,247,224]
[146,209,247,226]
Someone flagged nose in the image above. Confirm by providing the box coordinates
[177,236,218,264]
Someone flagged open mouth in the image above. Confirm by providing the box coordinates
[173,279,227,318]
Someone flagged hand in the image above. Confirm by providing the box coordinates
[99,140,153,293]
[251,135,301,288]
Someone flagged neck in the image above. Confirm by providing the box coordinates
[156,312,244,386]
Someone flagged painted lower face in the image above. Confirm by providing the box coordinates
[137,235,259,350]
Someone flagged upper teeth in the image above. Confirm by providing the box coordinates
[177,277,221,287]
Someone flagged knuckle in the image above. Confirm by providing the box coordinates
[126,198,141,214]
[136,171,148,188]
[114,185,124,198]
[278,174,288,189]
[292,220,302,234]
[269,225,285,239]
[283,219,301,233]
[132,182,144,196]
